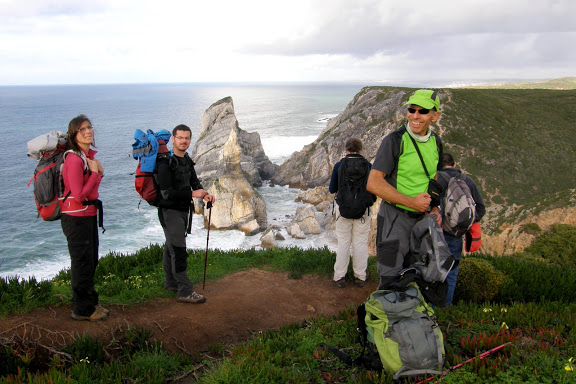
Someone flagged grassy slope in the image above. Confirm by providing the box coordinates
[441,88,576,201]
[435,88,576,230]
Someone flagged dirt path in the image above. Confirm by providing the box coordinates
[0,269,377,359]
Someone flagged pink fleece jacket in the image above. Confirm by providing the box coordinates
[61,148,102,216]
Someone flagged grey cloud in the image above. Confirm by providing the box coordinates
[240,0,576,57]
[376,31,576,80]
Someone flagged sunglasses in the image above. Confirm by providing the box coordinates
[407,107,432,115]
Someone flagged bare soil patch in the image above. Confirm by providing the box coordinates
[0,269,377,358]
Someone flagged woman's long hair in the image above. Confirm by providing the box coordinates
[67,114,95,153]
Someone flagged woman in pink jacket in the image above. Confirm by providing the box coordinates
[60,115,108,322]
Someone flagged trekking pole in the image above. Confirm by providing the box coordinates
[202,201,213,290]
[416,342,511,384]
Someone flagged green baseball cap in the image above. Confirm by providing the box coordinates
[405,89,440,110]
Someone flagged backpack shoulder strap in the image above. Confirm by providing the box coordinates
[395,125,407,161]
[64,149,88,171]
[337,157,348,179]
[407,135,432,179]
[438,170,450,183]
[320,343,357,366]
[320,301,382,370]
[184,152,195,167]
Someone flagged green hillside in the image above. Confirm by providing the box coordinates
[438,88,576,227]
[466,77,576,90]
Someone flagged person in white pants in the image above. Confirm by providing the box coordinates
[329,138,375,288]
[334,205,371,287]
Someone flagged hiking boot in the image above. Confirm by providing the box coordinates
[70,309,109,322]
[354,269,369,288]
[335,277,346,288]
[95,304,109,314]
[176,292,206,304]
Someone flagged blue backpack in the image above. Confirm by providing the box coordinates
[132,129,172,206]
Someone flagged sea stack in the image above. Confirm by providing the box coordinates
[191,97,275,235]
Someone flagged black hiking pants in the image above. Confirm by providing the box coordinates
[61,214,99,316]
[158,208,194,297]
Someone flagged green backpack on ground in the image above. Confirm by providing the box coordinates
[323,283,445,379]
[360,283,445,379]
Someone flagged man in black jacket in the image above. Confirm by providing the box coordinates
[157,124,216,304]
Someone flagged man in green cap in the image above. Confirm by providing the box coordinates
[367,89,444,289]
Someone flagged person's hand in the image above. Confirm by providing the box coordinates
[412,193,431,212]
[87,158,101,174]
[204,194,215,204]
[430,206,442,225]
[93,159,104,176]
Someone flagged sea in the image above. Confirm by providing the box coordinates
[0,82,371,281]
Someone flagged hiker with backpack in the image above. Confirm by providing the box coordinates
[329,138,376,288]
[60,115,108,322]
[157,124,215,304]
[437,153,485,306]
[367,90,445,289]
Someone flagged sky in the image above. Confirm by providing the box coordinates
[1,0,575,86]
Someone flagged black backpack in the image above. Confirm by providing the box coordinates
[335,156,376,219]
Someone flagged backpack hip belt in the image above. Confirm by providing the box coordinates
[59,195,89,213]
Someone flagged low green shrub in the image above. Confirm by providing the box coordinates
[1,326,191,383]
[454,257,506,303]
[62,333,106,365]
[483,255,576,303]
[519,222,542,235]
[522,224,576,267]
[0,275,54,316]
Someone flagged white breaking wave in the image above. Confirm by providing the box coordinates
[261,135,319,164]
